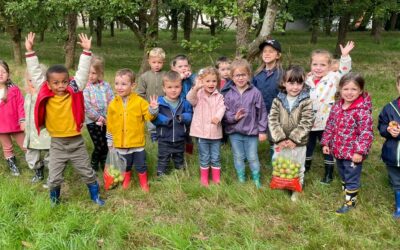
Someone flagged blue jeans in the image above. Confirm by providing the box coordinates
[229,133,260,173]
[197,138,221,168]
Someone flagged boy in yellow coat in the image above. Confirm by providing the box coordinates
[106,69,158,191]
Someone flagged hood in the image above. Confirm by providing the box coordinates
[340,92,372,112]
[277,87,310,112]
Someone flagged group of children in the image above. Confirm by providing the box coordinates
[0,31,399,218]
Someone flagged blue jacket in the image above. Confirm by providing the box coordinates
[181,74,196,100]
[252,68,283,114]
[220,79,234,96]
[378,99,400,167]
[152,96,193,143]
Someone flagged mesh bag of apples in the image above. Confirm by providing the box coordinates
[270,146,303,192]
[103,149,127,190]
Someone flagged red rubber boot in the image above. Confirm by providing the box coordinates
[138,172,150,192]
[200,167,209,187]
[211,167,221,184]
[122,171,131,189]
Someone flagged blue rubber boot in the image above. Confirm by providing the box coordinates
[87,181,105,206]
[393,190,400,219]
[50,186,61,206]
[251,171,261,189]
[336,190,358,214]
[236,169,246,183]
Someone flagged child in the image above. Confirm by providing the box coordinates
[170,54,195,153]
[25,32,104,206]
[321,72,373,214]
[252,39,284,162]
[0,60,25,176]
[24,66,51,183]
[187,67,226,186]
[106,69,158,191]
[170,54,195,99]
[378,74,400,219]
[152,71,193,177]
[83,55,114,171]
[330,59,339,72]
[137,47,166,142]
[268,66,314,201]
[305,41,355,184]
[224,59,268,188]
[215,56,231,89]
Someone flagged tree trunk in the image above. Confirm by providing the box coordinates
[110,21,115,37]
[149,0,159,40]
[324,16,332,36]
[210,17,217,36]
[389,12,398,31]
[7,26,22,65]
[236,0,251,57]
[335,12,351,56]
[95,17,103,47]
[255,0,268,36]
[183,7,192,41]
[171,8,178,41]
[310,19,319,44]
[81,12,86,30]
[64,13,78,69]
[40,29,45,42]
[371,17,382,43]
[246,0,278,61]
[89,16,94,35]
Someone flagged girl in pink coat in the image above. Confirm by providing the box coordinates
[0,60,25,176]
[187,67,226,186]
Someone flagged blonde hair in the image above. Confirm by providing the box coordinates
[115,68,136,83]
[90,55,105,80]
[310,49,332,65]
[230,58,252,79]
[198,66,220,84]
[148,47,166,60]
[254,48,283,75]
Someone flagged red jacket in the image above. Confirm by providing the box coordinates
[321,93,373,161]
[34,79,85,135]
[0,84,25,133]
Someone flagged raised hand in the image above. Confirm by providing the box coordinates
[234,108,246,121]
[77,33,92,51]
[149,95,159,109]
[193,78,204,91]
[340,41,355,57]
[25,32,35,52]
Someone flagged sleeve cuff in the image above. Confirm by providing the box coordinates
[82,50,92,56]
[25,51,36,57]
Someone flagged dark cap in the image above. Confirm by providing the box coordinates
[259,39,281,52]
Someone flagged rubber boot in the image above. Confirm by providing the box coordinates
[251,171,261,189]
[236,169,246,183]
[50,186,61,206]
[6,156,20,176]
[211,167,221,184]
[336,189,358,214]
[138,172,150,192]
[320,163,334,184]
[32,164,44,183]
[200,167,209,187]
[122,171,132,189]
[341,181,346,194]
[305,159,312,173]
[87,181,105,206]
[393,190,400,219]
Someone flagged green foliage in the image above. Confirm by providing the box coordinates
[181,37,223,64]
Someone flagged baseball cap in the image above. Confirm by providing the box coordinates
[259,39,282,52]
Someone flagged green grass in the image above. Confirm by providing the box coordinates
[1,29,400,249]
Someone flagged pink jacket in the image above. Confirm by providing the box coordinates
[187,88,225,139]
[0,84,25,133]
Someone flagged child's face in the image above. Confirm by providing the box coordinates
[47,72,69,96]
[232,68,250,89]
[148,56,164,72]
[262,46,280,66]
[171,59,190,76]
[284,81,304,97]
[202,74,218,95]
[218,62,231,80]
[340,80,362,105]
[115,74,135,98]
[311,54,330,79]
[330,61,339,72]
[163,79,182,101]
[88,66,100,83]
[0,65,9,85]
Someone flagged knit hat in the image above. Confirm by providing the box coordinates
[259,39,282,52]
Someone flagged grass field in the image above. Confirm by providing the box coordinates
[1,29,400,249]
